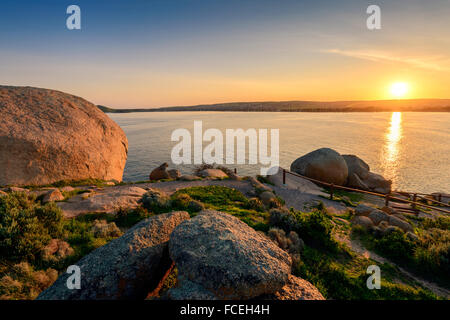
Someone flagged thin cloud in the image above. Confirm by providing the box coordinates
[324,49,450,71]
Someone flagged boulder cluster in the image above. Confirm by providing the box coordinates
[37,210,324,300]
[352,204,416,240]
[290,148,392,194]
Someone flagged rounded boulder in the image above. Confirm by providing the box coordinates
[290,148,348,185]
[0,86,128,186]
[169,210,292,299]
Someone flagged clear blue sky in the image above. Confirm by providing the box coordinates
[1,0,449,107]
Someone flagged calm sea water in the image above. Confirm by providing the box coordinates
[109,112,450,194]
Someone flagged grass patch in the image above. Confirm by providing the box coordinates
[294,245,438,300]
[172,186,270,231]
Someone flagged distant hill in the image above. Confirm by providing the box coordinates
[98,99,450,113]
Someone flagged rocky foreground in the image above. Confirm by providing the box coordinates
[37,210,324,300]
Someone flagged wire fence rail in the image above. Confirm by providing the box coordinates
[281,168,450,215]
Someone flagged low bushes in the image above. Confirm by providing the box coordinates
[0,192,64,262]
[269,205,338,251]
[354,216,450,287]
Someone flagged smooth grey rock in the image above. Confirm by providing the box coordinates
[352,215,374,229]
[388,215,413,233]
[368,209,390,225]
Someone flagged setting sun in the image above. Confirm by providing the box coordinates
[390,82,409,99]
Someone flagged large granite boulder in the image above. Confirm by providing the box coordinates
[37,211,190,300]
[290,148,348,186]
[342,155,370,180]
[343,154,391,194]
[0,86,128,186]
[168,210,292,299]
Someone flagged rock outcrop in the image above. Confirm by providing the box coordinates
[37,211,190,300]
[168,210,292,299]
[149,163,170,180]
[57,186,147,218]
[42,189,65,203]
[352,205,415,235]
[0,86,128,186]
[343,154,391,194]
[290,148,348,186]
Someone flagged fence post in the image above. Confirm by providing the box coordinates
[412,193,417,209]
[282,169,286,185]
[330,184,334,200]
[234,168,237,174]
[438,193,442,203]
[385,193,390,207]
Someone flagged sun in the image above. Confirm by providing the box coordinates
[390,82,409,99]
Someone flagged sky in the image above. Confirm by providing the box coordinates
[1,0,449,108]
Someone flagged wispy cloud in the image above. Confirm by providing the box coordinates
[324,49,450,71]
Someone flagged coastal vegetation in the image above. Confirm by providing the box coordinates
[353,216,450,288]
[1,179,445,300]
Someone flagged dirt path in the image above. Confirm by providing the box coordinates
[335,233,450,298]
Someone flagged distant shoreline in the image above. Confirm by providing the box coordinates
[98,98,450,113]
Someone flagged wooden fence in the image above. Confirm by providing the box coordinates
[281,168,450,215]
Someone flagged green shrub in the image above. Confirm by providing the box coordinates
[420,216,450,230]
[246,198,265,212]
[270,207,337,251]
[373,229,416,261]
[141,189,172,213]
[115,207,152,228]
[0,193,64,262]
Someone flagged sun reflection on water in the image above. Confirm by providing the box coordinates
[382,112,402,182]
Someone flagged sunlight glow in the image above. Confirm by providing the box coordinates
[382,112,403,184]
[390,82,409,99]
